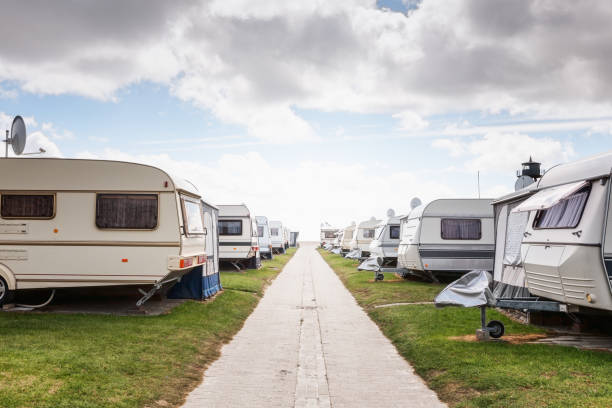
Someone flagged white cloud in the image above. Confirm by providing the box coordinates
[433,133,575,174]
[393,111,429,131]
[4,1,612,140]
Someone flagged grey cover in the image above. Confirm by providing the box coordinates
[331,247,342,255]
[345,249,361,259]
[435,270,496,308]
[323,243,333,251]
[357,256,381,271]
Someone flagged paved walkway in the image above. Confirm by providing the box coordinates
[182,243,445,407]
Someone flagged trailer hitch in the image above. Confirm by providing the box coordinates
[136,276,181,307]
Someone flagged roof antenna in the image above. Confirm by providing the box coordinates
[477,170,481,199]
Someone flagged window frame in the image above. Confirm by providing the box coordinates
[0,192,56,220]
[180,195,205,237]
[219,219,243,236]
[389,225,400,240]
[363,229,376,239]
[95,193,159,231]
[532,185,591,230]
[440,218,482,240]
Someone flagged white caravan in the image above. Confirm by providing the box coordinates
[512,151,612,312]
[320,223,338,247]
[0,158,207,306]
[256,216,273,259]
[397,199,494,280]
[350,217,381,257]
[218,204,259,270]
[269,220,285,254]
[340,222,356,253]
[369,210,403,266]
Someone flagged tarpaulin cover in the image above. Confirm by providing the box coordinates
[344,249,361,259]
[167,266,222,300]
[357,256,381,271]
[323,243,333,251]
[331,247,342,255]
[434,270,496,308]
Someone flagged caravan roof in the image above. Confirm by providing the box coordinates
[1,158,201,196]
[357,218,381,229]
[537,150,612,189]
[403,199,494,220]
[218,204,251,217]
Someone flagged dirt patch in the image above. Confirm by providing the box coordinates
[366,279,405,283]
[449,333,549,344]
[438,381,481,405]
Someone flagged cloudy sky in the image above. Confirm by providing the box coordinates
[1,0,611,239]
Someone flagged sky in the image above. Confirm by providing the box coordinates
[1,0,611,240]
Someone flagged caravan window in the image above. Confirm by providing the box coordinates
[534,186,590,229]
[324,231,336,238]
[257,226,264,237]
[96,194,158,229]
[363,229,375,239]
[1,194,55,219]
[389,225,400,239]
[219,220,242,235]
[182,198,205,236]
[441,219,481,240]
[271,227,279,236]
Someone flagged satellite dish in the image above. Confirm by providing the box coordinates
[515,175,535,191]
[410,197,422,210]
[10,116,27,155]
[386,208,395,218]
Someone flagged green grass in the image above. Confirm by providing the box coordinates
[319,249,612,408]
[319,249,444,306]
[0,248,296,408]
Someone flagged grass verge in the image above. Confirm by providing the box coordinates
[0,248,296,408]
[319,249,612,408]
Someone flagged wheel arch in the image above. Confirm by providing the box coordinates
[0,264,17,290]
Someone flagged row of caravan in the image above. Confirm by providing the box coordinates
[324,151,612,315]
[0,158,297,306]
[324,200,494,280]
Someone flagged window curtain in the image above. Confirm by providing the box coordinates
[1,195,54,218]
[96,195,157,229]
[536,190,589,228]
[441,219,481,240]
[219,221,242,235]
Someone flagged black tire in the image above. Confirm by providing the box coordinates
[0,276,14,306]
[376,273,384,281]
[487,320,505,339]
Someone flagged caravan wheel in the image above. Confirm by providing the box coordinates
[0,277,14,306]
[486,320,505,339]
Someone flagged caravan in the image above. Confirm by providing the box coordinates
[320,223,338,247]
[350,217,381,257]
[512,151,612,312]
[218,204,260,270]
[340,222,356,254]
[397,199,495,280]
[369,210,402,266]
[0,158,207,306]
[255,216,273,259]
[269,220,285,254]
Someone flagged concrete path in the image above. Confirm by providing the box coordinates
[182,243,445,407]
